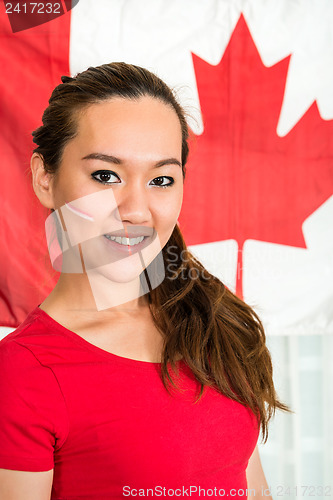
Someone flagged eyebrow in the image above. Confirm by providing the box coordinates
[81,153,182,169]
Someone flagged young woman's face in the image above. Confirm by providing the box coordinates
[47,96,184,286]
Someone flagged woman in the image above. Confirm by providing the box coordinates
[0,62,289,499]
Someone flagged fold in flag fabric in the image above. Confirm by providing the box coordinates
[0,0,332,335]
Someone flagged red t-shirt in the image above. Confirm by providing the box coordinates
[0,305,259,499]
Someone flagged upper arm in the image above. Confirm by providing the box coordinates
[0,468,54,500]
[0,340,68,478]
[246,445,273,500]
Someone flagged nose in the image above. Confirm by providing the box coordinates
[113,181,151,225]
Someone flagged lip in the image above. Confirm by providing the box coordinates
[102,233,154,255]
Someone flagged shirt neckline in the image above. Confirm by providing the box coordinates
[34,304,182,371]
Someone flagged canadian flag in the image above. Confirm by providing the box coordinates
[0,0,332,335]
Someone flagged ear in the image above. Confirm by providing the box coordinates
[30,153,55,209]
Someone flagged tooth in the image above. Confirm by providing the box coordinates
[105,235,145,246]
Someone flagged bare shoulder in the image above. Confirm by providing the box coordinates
[0,468,53,500]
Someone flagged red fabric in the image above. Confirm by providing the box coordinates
[0,306,259,499]
[0,5,70,327]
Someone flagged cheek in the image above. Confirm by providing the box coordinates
[155,195,183,229]
[171,183,183,218]
[54,175,97,207]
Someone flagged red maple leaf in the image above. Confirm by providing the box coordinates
[180,15,333,298]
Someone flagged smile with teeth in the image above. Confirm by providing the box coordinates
[104,235,146,246]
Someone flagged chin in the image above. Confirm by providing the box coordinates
[86,249,166,298]
[102,268,145,284]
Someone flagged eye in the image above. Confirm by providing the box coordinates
[91,170,120,184]
[150,176,174,188]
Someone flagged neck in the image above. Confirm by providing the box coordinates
[43,271,150,317]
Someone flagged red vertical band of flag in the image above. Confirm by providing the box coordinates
[0,3,70,327]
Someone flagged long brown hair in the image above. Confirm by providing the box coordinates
[32,62,291,443]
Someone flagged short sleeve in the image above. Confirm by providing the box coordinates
[0,339,69,471]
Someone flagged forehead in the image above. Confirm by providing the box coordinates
[72,96,182,161]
